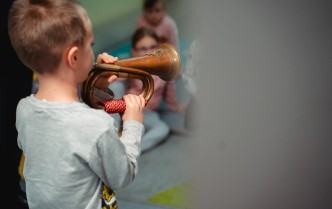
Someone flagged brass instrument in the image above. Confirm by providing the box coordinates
[81,43,181,113]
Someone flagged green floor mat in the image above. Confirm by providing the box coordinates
[148,182,192,209]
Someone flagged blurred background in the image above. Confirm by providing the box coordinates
[189,1,332,209]
[80,0,195,55]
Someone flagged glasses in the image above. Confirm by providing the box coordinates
[134,45,157,52]
[146,8,163,13]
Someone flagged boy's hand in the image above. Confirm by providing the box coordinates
[97,52,118,64]
[121,94,145,123]
[95,53,119,89]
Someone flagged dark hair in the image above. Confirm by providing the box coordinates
[143,0,164,9]
[131,27,159,48]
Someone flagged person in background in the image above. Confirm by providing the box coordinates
[135,0,196,135]
[135,0,179,50]
[159,39,200,135]
[8,0,145,208]
[111,0,180,132]
[127,27,185,153]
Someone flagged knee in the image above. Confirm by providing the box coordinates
[159,121,170,136]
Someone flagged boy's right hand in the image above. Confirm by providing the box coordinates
[121,94,145,123]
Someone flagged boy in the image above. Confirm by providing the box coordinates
[8,0,145,208]
[136,0,179,49]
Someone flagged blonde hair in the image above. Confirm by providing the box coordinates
[8,0,89,74]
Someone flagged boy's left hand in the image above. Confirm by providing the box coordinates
[95,53,119,89]
[96,52,118,64]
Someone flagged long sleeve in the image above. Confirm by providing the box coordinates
[90,120,144,190]
[16,96,144,209]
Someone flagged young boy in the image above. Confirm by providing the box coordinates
[8,0,145,208]
[135,0,179,49]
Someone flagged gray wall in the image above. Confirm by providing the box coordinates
[189,1,332,209]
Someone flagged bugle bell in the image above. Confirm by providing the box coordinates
[80,43,181,113]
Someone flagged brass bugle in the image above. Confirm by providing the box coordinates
[80,43,181,113]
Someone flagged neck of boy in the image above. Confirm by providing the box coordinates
[35,75,80,102]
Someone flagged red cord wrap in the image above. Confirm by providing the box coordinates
[103,99,126,114]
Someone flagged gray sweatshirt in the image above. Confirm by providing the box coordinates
[16,95,144,209]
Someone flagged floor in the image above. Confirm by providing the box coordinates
[115,132,192,209]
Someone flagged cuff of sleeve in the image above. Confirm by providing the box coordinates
[123,120,144,134]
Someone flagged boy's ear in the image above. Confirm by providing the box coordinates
[67,46,79,68]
